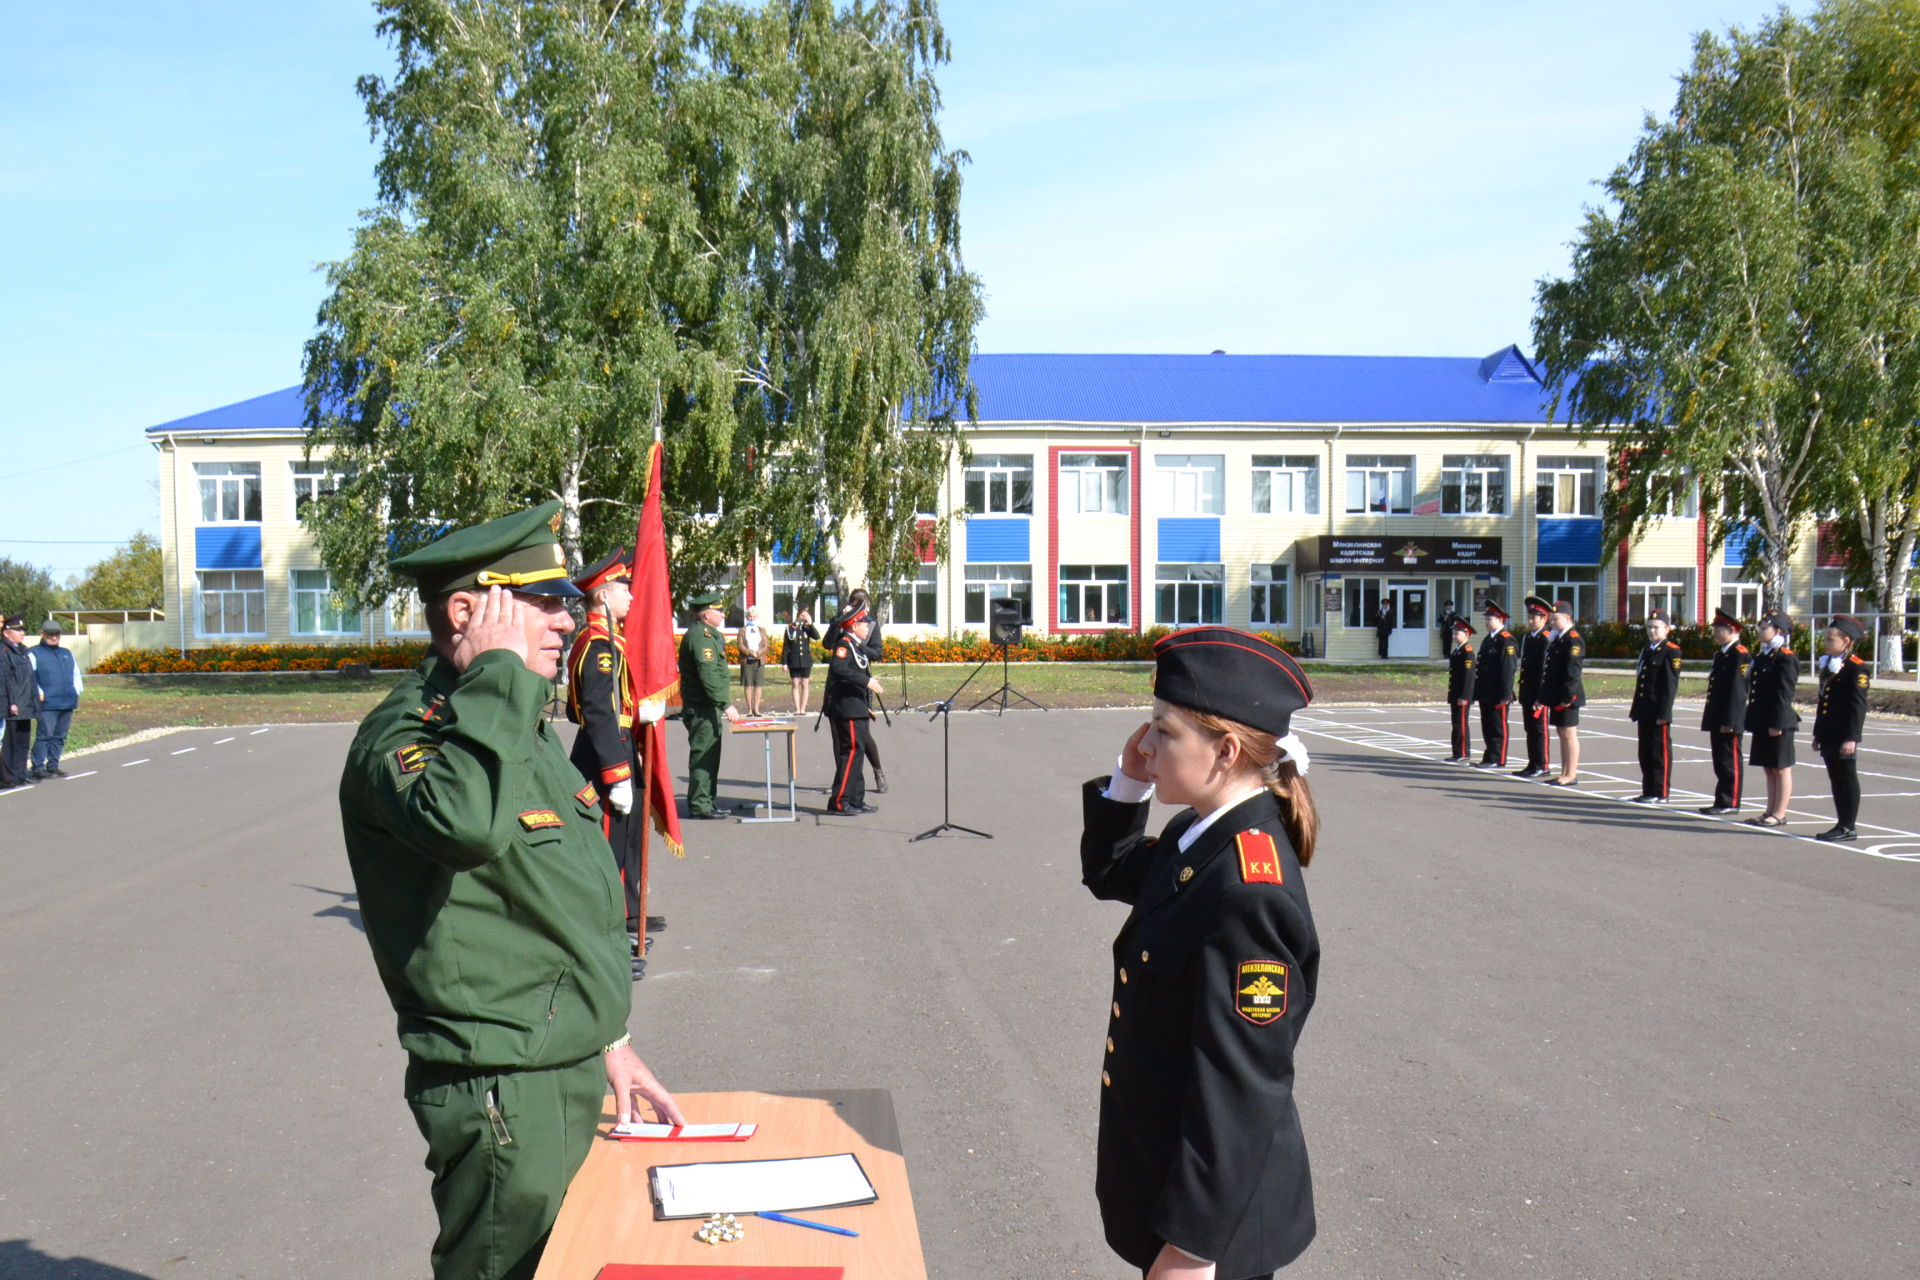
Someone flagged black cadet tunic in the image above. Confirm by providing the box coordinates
[1082,783,1319,1278]
[1746,645,1801,769]
[1446,638,1476,702]
[1541,628,1586,726]
[1630,640,1681,723]
[1700,644,1751,735]
[1473,627,1518,705]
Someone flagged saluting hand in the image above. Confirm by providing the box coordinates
[1119,721,1151,783]
[449,586,531,673]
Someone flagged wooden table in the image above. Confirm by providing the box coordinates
[729,720,799,823]
[533,1090,927,1280]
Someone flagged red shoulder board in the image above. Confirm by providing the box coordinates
[1236,829,1283,886]
[518,809,565,831]
[1780,648,1795,655]
[1735,643,1749,654]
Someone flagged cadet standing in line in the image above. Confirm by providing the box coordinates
[1628,608,1682,804]
[1744,611,1800,828]
[1512,597,1554,779]
[1081,627,1322,1280]
[1444,615,1475,764]
[677,590,740,820]
[1541,600,1585,786]
[564,549,649,968]
[338,502,683,1280]
[1698,608,1752,816]
[1471,601,1518,770]
[1812,614,1871,842]
[823,605,884,815]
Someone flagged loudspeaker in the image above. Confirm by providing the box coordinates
[990,597,1024,647]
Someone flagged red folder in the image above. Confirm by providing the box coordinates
[595,1268,843,1279]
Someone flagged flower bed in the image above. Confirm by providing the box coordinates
[95,642,431,674]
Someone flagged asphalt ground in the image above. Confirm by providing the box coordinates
[0,692,1915,1279]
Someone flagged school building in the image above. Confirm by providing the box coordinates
[141,346,1871,660]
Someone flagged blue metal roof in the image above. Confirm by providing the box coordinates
[145,345,1561,437]
[969,346,1556,425]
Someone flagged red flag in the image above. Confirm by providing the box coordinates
[625,440,684,858]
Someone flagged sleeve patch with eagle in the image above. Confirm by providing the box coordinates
[394,743,439,775]
[1236,960,1289,1024]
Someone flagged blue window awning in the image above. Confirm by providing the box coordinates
[196,525,263,570]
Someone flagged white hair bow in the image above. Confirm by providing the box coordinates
[1275,731,1310,776]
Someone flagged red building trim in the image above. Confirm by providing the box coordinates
[1048,444,1143,633]
[1696,510,1709,621]
[1616,539,1631,622]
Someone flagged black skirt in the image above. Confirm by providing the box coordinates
[1749,728,1795,769]
[1549,704,1580,728]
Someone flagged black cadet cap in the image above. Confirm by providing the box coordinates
[1712,606,1742,630]
[573,548,632,593]
[1,614,24,630]
[1761,610,1793,633]
[1483,600,1509,623]
[835,604,869,628]
[1647,608,1671,625]
[390,500,583,599]
[1151,627,1312,738]
[1524,596,1552,617]
[1830,614,1865,641]
[1449,614,1475,635]
[1553,599,1576,616]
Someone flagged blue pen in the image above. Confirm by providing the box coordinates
[756,1210,859,1237]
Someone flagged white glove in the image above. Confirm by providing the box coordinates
[607,780,634,815]
[634,700,665,724]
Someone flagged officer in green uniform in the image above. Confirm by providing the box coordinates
[339,501,684,1280]
[677,590,739,819]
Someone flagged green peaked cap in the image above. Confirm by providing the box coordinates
[390,500,583,599]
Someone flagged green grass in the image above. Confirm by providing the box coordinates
[61,663,1649,753]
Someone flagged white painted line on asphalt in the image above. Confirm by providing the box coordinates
[249,728,270,735]
[171,747,196,755]
[214,737,235,745]
[67,771,95,779]
[122,759,149,768]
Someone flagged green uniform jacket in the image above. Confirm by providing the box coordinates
[339,650,630,1070]
[678,620,732,707]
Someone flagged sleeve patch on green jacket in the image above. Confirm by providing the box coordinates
[394,743,439,775]
[518,809,565,830]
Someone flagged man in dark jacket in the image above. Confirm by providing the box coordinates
[1698,608,1752,815]
[0,615,36,789]
[1812,614,1871,842]
[823,605,884,814]
[1445,616,1475,763]
[1472,601,1519,769]
[29,618,82,779]
[1540,601,1585,786]
[1512,597,1554,778]
[1628,609,1682,803]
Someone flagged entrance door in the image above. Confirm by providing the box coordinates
[1388,583,1428,658]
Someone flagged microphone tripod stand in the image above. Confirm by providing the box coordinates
[964,640,1047,715]
[909,656,996,843]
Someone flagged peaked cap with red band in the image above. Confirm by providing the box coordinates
[1483,599,1510,623]
[1151,626,1312,737]
[1712,606,1742,630]
[573,548,632,593]
[1524,595,1553,617]
[835,605,869,629]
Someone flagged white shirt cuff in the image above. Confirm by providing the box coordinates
[1103,761,1154,804]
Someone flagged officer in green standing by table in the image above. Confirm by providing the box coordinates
[677,590,740,819]
[338,501,684,1280]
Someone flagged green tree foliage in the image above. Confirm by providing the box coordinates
[0,558,68,631]
[74,533,164,611]
[302,0,981,611]
[1533,0,1920,630]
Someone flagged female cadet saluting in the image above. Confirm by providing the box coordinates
[1081,627,1321,1280]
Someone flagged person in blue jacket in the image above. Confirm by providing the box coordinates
[29,618,82,779]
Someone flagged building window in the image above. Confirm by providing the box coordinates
[1250,562,1290,626]
[772,561,836,624]
[1156,563,1224,626]
[885,564,938,626]
[1252,456,1320,515]
[1061,453,1129,515]
[291,462,345,517]
[1535,566,1601,622]
[198,570,265,636]
[1343,454,1414,514]
[1720,581,1763,622]
[964,563,1031,626]
[1627,567,1693,624]
[1812,568,1870,619]
[1441,454,1508,515]
[964,454,1034,515]
[388,590,429,635]
[1650,471,1700,519]
[1343,577,1384,629]
[1433,577,1475,624]
[1059,564,1129,626]
[196,462,262,523]
[1536,456,1600,516]
[1153,454,1225,515]
[292,569,361,635]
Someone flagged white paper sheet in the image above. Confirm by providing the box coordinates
[649,1153,877,1219]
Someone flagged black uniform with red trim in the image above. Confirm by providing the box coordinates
[823,626,874,812]
[566,610,640,926]
[1446,624,1475,761]
[1472,614,1518,766]
[1813,628,1871,833]
[1541,626,1586,727]
[1629,620,1681,800]
[1515,598,1554,775]
[1082,788,1318,1279]
[1701,632,1752,810]
[1746,640,1800,770]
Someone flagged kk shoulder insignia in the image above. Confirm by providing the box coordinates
[518,809,565,831]
[574,781,597,806]
[1236,829,1283,886]
[1236,959,1289,1025]
[393,743,439,775]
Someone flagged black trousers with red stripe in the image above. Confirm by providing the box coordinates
[827,713,868,810]
[599,803,641,928]
[1520,701,1550,772]
[1477,701,1510,766]
[1449,702,1471,759]
[1710,731,1744,810]
[1635,720,1672,798]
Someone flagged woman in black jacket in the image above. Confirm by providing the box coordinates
[1081,627,1322,1279]
[1744,611,1800,827]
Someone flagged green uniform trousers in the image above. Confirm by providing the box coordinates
[405,1054,605,1280]
[683,703,724,816]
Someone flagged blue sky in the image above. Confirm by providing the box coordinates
[1,0,1788,579]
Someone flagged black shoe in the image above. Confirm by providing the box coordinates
[51,767,67,778]
[1511,767,1543,778]
[1815,825,1858,842]
[1444,756,1469,765]
[690,810,728,820]
[1630,794,1665,805]
[828,803,879,815]
[873,770,888,795]
[630,957,648,982]
[27,769,45,781]
[1546,777,1578,787]
[1471,761,1502,770]
[1698,806,1737,816]
[646,915,667,933]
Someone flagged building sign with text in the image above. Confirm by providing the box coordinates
[1294,535,1502,574]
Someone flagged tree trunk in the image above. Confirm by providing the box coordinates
[560,447,584,570]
